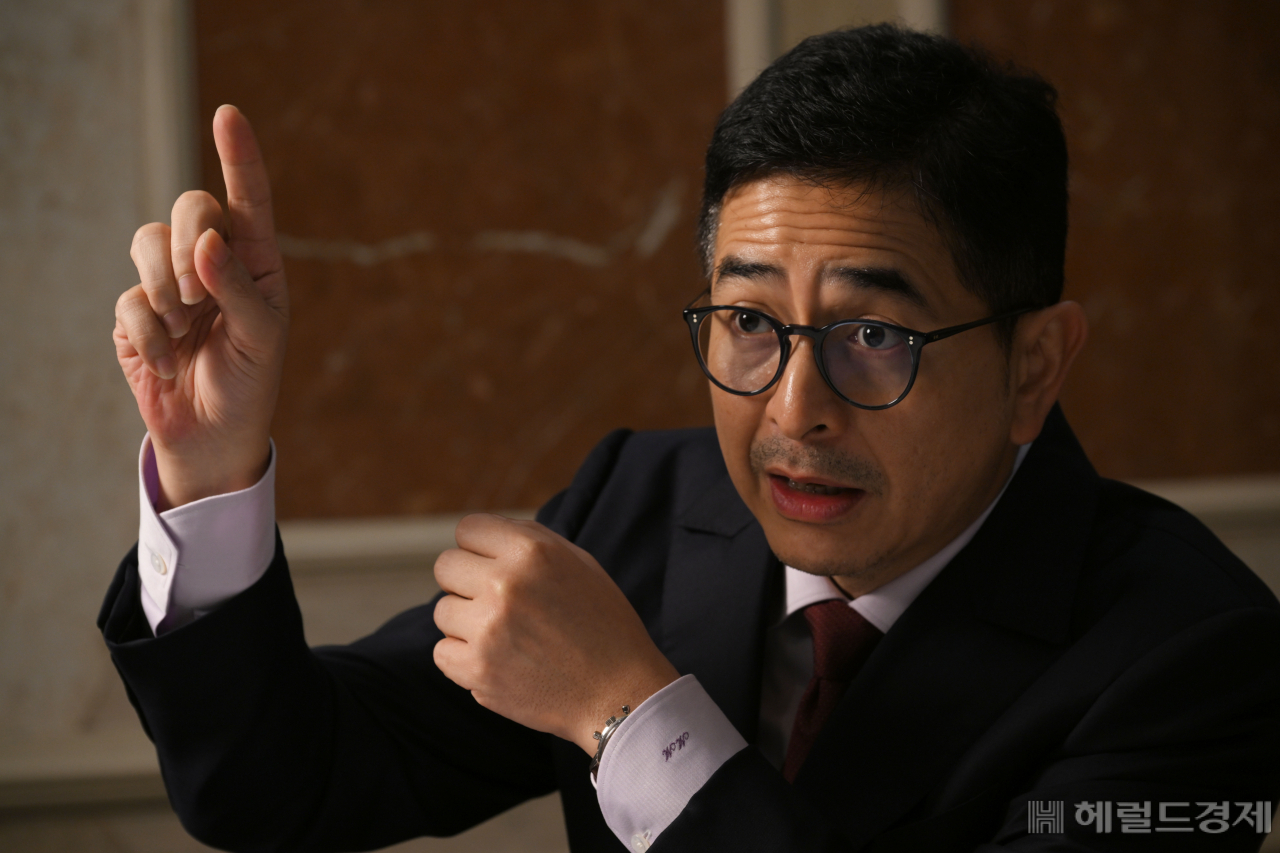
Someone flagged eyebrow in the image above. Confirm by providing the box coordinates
[714,256,783,282]
[828,267,929,310]
[713,255,930,311]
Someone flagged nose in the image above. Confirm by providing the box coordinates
[764,336,847,442]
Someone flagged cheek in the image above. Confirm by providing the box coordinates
[864,371,997,493]
[913,341,1012,434]
[885,357,1012,494]
[711,390,765,492]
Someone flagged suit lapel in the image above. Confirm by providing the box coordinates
[659,470,779,743]
[793,407,1101,848]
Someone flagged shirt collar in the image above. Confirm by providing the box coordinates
[781,442,1032,634]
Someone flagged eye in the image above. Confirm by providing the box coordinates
[732,311,769,334]
[856,324,893,349]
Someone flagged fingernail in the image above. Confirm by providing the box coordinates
[202,228,230,267]
[178,274,205,305]
[162,308,189,338]
[155,355,177,380]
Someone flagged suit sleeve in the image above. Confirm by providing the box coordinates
[648,606,1280,853]
[100,536,556,852]
[97,429,635,853]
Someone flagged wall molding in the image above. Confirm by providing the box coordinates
[0,730,165,811]
[1128,474,1280,531]
[278,474,1280,574]
[279,510,535,575]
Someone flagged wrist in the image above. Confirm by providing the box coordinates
[574,660,679,756]
[151,436,271,510]
[590,705,631,779]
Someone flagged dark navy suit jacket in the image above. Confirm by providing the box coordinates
[100,408,1280,851]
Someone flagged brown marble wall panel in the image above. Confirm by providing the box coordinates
[194,1,723,517]
[952,0,1280,479]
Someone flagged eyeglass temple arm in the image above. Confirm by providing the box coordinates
[921,305,1045,344]
[684,288,712,311]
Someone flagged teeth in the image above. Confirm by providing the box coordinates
[788,479,844,495]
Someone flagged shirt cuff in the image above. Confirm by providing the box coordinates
[595,674,748,851]
[137,433,277,635]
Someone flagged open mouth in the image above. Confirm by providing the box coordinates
[767,474,864,522]
[784,478,847,496]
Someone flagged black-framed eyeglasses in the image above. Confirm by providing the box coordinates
[682,295,1042,410]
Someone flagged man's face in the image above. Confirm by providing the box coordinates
[710,176,1022,595]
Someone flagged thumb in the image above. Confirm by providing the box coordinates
[193,227,280,350]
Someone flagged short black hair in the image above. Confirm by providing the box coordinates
[698,25,1068,334]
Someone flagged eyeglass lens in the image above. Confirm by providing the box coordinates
[695,308,915,407]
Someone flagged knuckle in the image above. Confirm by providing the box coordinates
[115,286,140,316]
[175,189,217,209]
[491,563,531,601]
[130,223,168,263]
[138,284,178,317]
[118,306,163,351]
[483,593,510,626]
[132,221,167,245]
[455,513,483,537]
[513,535,559,575]
[228,189,273,210]
[172,191,222,239]
[511,535,546,564]
[116,288,153,325]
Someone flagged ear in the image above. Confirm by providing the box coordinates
[1008,301,1089,445]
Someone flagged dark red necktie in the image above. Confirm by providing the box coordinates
[782,599,883,782]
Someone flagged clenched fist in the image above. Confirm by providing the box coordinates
[114,105,287,509]
[433,514,680,755]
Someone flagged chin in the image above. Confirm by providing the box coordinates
[768,534,890,583]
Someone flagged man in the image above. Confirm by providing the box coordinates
[103,25,1280,852]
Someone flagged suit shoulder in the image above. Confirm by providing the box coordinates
[538,426,725,539]
[591,426,728,512]
[563,426,721,492]
[610,426,722,472]
[1089,478,1279,613]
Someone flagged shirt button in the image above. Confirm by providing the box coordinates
[150,551,167,575]
[630,831,651,851]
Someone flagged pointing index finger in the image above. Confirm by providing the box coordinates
[212,104,280,280]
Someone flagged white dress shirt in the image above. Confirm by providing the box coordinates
[134,435,1027,851]
[136,435,277,634]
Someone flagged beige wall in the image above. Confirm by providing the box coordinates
[1,0,162,752]
[0,0,197,846]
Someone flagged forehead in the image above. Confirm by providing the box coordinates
[711,176,972,320]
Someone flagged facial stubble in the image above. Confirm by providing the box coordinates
[748,435,895,582]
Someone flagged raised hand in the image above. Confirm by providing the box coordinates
[114,105,288,509]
